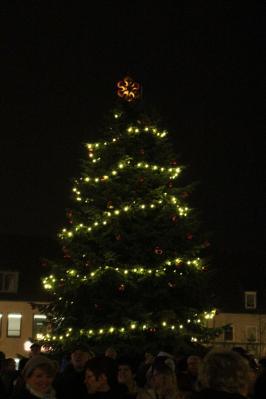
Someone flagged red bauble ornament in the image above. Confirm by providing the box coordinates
[168,281,176,288]
[140,148,145,155]
[181,192,189,199]
[203,240,211,248]
[41,260,48,268]
[171,160,177,166]
[62,246,71,259]
[168,181,173,188]
[187,234,193,240]
[67,210,73,224]
[84,259,92,268]
[139,176,145,183]
[118,284,125,292]
[154,246,163,255]
[116,234,122,241]
[171,215,178,223]
[107,201,114,209]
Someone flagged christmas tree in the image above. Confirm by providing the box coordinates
[42,77,216,352]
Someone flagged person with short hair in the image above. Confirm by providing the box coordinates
[117,356,143,398]
[55,344,92,399]
[137,363,180,399]
[105,347,118,360]
[253,357,266,399]
[84,356,124,398]
[177,355,202,396]
[1,358,18,397]
[191,349,251,398]
[29,343,42,358]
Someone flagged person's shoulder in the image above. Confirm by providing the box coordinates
[190,390,246,399]
[60,363,75,373]
[136,388,156,399]
[57,363,80,379]
[11,387,39,399]
[89,391,123,399]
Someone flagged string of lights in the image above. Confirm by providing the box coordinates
[39,309,216,344]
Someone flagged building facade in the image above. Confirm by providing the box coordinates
[206,291,266,358]
[0,235,57,359]
[0,300,47,358]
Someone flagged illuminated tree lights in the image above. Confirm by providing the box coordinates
[42,79,215,349]
[39,310,216,343]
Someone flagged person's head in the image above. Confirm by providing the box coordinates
[117,357,136,386]
[159,344,174,355]
[259,357,266,372]
[3,358,16,372]
[151,363,177,394]
[232,346,258,394]
[144,351,155,364]
[186,355,202,376]
[22,355,56,395]
[84,356,117,393]
[70,345,92,371]
[197,349,251,396]
[105,346,117,360]
[0,351,5,368]
[30,343,41,357]
[232,346,258,371]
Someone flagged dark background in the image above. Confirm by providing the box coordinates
[0,2,265,267]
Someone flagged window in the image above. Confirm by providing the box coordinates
[246,326,257,342]
[7,314,22,337]
[32,314,47,339]
[0,272,18,293]
[245,291,257,309]
[224,325,234,341]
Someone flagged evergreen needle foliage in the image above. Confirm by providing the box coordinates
[42,81,217,353]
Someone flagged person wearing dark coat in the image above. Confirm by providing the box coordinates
[191,389,248,399]
[1,358,19,397]
[0,377,8,399]
[84,356,125,399]
[253,357,266,399]
[191,350,251,399]
[54,344,92,399]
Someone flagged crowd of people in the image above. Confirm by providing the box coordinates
[0,342,266,399]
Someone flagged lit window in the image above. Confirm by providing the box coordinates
[224,325,234,341]
[0,272,18,293]
[7,314,22,337]
[246,326,257,342]
[245,291,257,310]
[33,314,47,338]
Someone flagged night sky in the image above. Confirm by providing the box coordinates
[1,3,265,264]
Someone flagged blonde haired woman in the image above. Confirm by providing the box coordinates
[137,363,181,399]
